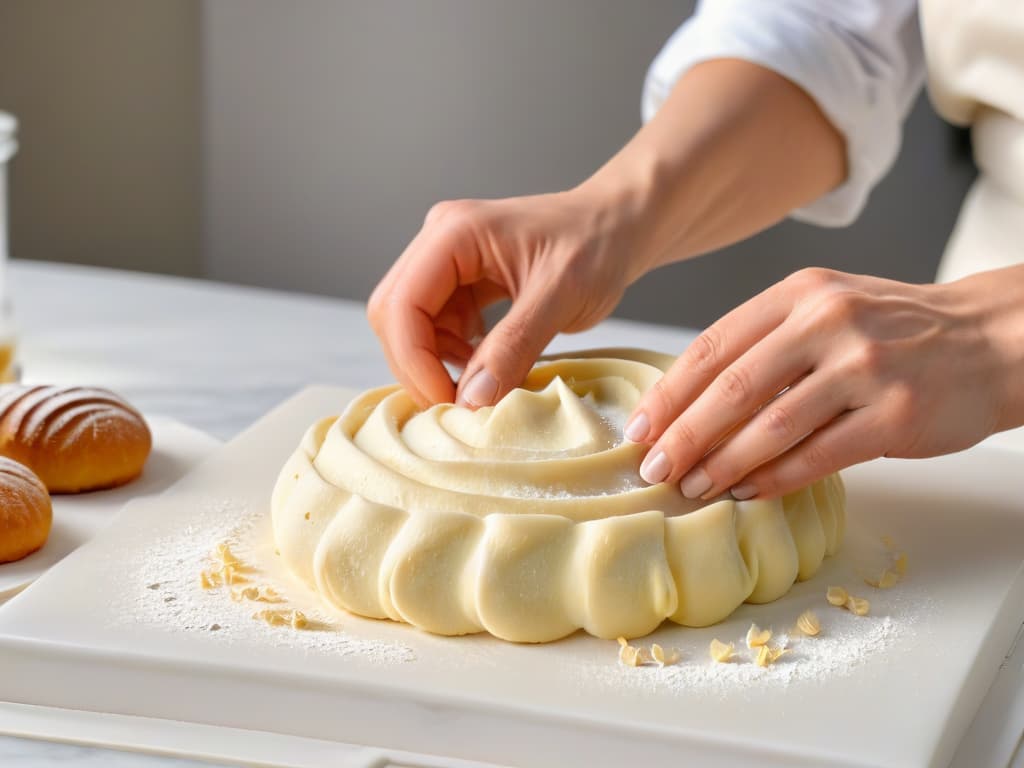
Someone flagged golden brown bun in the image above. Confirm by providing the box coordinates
[0,456,52,563]
[0,385,152,493]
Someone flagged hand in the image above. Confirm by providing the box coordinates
[368,189,644,407]
[625,266,1024,500]
[369,60,848,409]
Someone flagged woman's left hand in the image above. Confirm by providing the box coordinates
[624,265,1024,500]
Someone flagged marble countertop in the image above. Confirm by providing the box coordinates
[0,260,698,767]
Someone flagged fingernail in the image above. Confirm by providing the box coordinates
[680,468,712,499]
[460,368,499,407]
[730,483,758,500]
[624,412,650,442]
[640,451,670,484]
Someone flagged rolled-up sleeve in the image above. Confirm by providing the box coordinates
[642,0,925,227]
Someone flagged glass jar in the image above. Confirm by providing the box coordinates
[0,112,17,382]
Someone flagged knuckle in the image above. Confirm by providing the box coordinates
[761,404,797,440]
[788,266,839,293]
[799,289,862,334]
[424,200,455,224]
[425,198,476,227]
[746,471,778,499]
[685,326,724,373]
[488,318,534,376]
[819,290,862,326]
[699,454,735,490]
[366,294,385,330]
[648,378,676,422]
[716,365,752,408]
[801,440,835,475]
[499,313,530,345]
[663,418,702,460]
[849,338,886,377]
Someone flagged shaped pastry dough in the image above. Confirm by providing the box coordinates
[272,349,845,643]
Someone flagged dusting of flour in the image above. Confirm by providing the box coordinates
[575,585,925,698]
[111,496,920,697]
[110,499,415,665]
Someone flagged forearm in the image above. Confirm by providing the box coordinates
[577,59,847,279]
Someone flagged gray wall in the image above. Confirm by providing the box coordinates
[203,1,976,329]
[202,0,689,296]
[0,0,201,276]
[1,2,976,330]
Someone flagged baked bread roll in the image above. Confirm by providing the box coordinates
[0,385,151,493]
[0,456,52,563]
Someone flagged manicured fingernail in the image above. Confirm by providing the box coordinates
[624,412,650,442]
[640,451,670,484]
[680,468,712,499]
[460,368,499,407]
[730,483,758,500]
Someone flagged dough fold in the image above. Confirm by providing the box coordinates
[272,349,846,642]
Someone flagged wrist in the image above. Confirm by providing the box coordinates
[576,60,848,283]
[571,149,669,284]
[947,266,1024,432]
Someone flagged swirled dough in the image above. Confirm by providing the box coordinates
[272,349,845,642]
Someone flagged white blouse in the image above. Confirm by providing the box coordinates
[642,0,925,227]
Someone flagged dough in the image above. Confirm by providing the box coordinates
[272,349,845,642]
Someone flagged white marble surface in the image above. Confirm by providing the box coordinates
[0,739,217,768]
[0,260,699,767]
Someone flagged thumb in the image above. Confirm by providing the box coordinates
[456,285,568,408]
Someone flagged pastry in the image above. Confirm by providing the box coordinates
[0,456,52,563]
[0,385,152,493]
[272,349,845,642]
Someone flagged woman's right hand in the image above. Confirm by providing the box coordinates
[367,188,646,408]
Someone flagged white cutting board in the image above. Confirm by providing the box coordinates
[0,416,220,599]
[0,386,1022,768]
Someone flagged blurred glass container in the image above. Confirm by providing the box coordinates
[0,112,17,382]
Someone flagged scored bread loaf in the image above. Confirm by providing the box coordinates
[0,385,152,493]
[0,456,52,563]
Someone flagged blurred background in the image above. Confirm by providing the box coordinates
[0,0,976,329]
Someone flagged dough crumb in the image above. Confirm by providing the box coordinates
[846,596,871,616]
[618,643,638,666]
[710,639,734,663]
[213,542,240,567]
[230,585,282,603]
[756,644,790,668]
[650,643,681,667]
[254,609,309,630]
[826,585,849,606]
[894,552,908,576]
[745,623,772,648]
[796,610,821,636]
[864,570,900,590]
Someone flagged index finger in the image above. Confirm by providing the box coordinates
[626,279,796,445]
[379,226,483,406]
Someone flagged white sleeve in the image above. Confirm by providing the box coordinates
[642,0,925,227]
